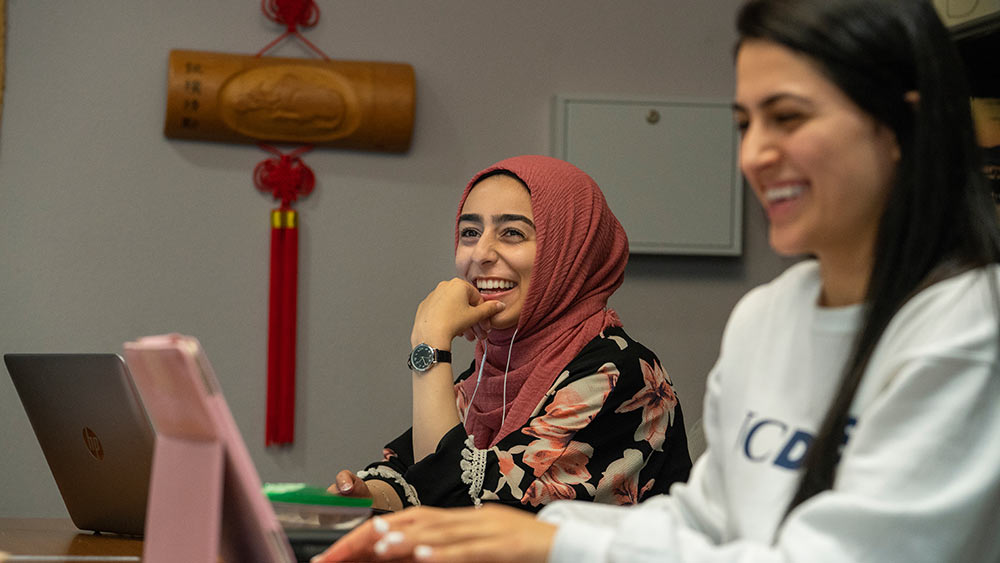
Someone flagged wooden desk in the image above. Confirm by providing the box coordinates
[0,518,142,561]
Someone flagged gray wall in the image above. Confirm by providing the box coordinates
[0,0,789,517]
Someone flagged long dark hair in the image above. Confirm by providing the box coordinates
[736,0,1000,520]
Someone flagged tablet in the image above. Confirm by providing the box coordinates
[124,334,297,563]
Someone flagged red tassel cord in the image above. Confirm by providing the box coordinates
[266,211,284,444]
[279,212,299,444]
[255,144,315,446]
[257,0,329,60]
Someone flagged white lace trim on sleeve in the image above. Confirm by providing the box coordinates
[459,435,487,507]
[357,466,421,507]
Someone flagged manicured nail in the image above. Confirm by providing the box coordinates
[372,516,390,534]
[414,545,433,560]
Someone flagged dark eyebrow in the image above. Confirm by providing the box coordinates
[494,214,535,228]
[733,93,813,114]
[458,213,535,229]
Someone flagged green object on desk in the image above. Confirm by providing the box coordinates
[262,483,373,508]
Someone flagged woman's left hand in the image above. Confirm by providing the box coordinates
[311,504,556,563]
[411,278,505,349]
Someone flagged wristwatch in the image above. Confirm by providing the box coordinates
[407,343,452,372]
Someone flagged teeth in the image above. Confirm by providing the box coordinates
[476,279,515,291]
[765,185,805,203]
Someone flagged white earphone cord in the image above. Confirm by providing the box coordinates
[465,343,487,417]
[464,327,519,432]
[501,327,518,429]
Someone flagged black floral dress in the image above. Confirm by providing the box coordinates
[357,326,692,512]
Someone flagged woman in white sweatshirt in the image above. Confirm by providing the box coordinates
[315,1,1000,561]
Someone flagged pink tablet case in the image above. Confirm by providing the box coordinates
[124,334,295,563]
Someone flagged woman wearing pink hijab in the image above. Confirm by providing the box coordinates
[332,155,691,514]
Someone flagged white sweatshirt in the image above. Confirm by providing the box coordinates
[539,261,1000,562]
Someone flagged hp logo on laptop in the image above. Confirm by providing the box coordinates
[82,427,105,460]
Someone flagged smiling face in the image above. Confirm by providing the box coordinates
[455,174,537,330]
[734,39,901,272]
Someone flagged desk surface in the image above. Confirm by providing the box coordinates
[0,518,143,560]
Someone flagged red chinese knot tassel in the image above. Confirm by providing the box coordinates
[261,0,319,32]
[257,0,329,60]
[255,144,314,446]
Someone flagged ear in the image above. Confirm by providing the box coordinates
[891,136,902,162]
[887,91,920,162]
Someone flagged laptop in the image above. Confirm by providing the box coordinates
[6,345,363,562]
[4,353,155,537]
[4,354,154,536]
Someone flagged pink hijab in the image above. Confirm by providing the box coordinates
[455,155,629,449]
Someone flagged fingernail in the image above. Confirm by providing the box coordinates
[374,539,389,556]
[372,516,390,534]
[338,482,351,493]
[414,545,433,560]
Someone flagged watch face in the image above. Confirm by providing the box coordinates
[411,344,435,371]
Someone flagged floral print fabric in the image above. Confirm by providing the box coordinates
[358,327,692,512]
